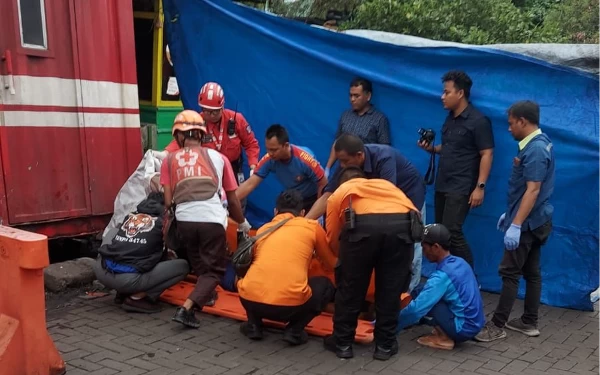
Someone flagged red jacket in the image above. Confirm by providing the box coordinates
[203,109,260,166]
[164,109,260,166]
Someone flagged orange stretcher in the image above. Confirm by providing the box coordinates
[160,219,412,344]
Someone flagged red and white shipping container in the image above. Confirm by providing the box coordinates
[0,0,142,238]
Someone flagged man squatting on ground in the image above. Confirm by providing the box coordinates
[160,110,251,328]
[395,224,484,350]
[237,190,337,346]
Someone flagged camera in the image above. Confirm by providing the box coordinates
[417,128,436,145]
[417,128,437,186]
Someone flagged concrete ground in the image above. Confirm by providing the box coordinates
[47,291,599,375]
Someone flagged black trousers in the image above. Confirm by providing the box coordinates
[177,222,227,307]
[492,221,552,327]
[434,191,474,269]
[333,220,414,348]
[240,276,335,334]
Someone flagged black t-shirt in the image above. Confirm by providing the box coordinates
[435,104,494,195]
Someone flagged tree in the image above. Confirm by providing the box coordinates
[340,0,563,44]
[542,0,599,43]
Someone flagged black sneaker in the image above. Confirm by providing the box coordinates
[121,297,161,314]
[506,318,540,337]
[240,322,263,340]
[283,329,308,346]
[373,340,398,361]
[172,307,200,328]
[114,293,126,305]
[323,335,353,359]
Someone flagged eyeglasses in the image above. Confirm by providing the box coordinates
[201,108,221,116]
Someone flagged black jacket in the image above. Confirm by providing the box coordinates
[99,193,166,273]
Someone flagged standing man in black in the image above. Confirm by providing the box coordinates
[418,71,494,270]
[324,77,391,178]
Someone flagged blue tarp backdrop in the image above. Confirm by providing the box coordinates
[163,0,599,311]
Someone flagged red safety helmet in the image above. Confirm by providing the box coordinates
[198,82,225,110]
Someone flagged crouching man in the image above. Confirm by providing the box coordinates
[94,192,189,313]
[397,224,484,350]
[237,190,337,345]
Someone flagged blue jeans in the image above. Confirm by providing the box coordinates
[425,300,470,343]
[408,204,425,293]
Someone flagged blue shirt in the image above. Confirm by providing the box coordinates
[503,132,555,232]
[255,145,325,199]
[325,144,425,209]
[398,255,485,339]
[336,106,391,145]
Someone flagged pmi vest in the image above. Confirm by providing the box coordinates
[167,146,219,204]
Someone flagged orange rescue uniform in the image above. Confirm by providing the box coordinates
[320,178,418,303]
[236,213,337,306]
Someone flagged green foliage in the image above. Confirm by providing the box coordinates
[259,0,598,44]
[268,0,361,20]
[340,0,557,44]
[542,0,599,43]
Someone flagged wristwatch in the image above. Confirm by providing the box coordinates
[477,182,486,189]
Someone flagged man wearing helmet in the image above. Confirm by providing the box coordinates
[395,224,484,350]
[160,110,251,328]
[167,82,260,182]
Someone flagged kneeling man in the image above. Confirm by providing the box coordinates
[237,190,337,345]
[397,224,484,350]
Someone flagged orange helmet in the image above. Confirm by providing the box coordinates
[198,82,225,110]
[171,110,207,135]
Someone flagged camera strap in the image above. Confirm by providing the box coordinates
[424,142,436,186]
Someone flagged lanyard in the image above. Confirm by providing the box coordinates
[210,122,225,151]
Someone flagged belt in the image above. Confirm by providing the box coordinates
[343,213,412,231]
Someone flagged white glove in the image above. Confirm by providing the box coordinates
[324,167,331,179]
[497,213,506,231]
[238,219,252,233]
[249,168,254,177]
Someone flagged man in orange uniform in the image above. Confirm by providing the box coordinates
[237,190,337,346]
[166,82,260,182]
[324,166,421,361]
[161,110,250,328]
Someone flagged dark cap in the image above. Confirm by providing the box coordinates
[422,224,451,248]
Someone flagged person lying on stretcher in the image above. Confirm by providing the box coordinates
[236,190,337,345]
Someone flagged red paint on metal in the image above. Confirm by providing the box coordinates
[0,127,141,225]
[13,214,112,239]
[1,126,92,224]
[72,1,138,84]
[2,50,13,75]
[0,105,140,115]
[0,127,7,226]
[0,0,141,238]
[86,127,142,215]
[1,0,136,83]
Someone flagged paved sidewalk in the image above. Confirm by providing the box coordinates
[47,292,599,375]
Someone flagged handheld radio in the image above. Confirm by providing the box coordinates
[227,103,238,137]
[344,196,356,230]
